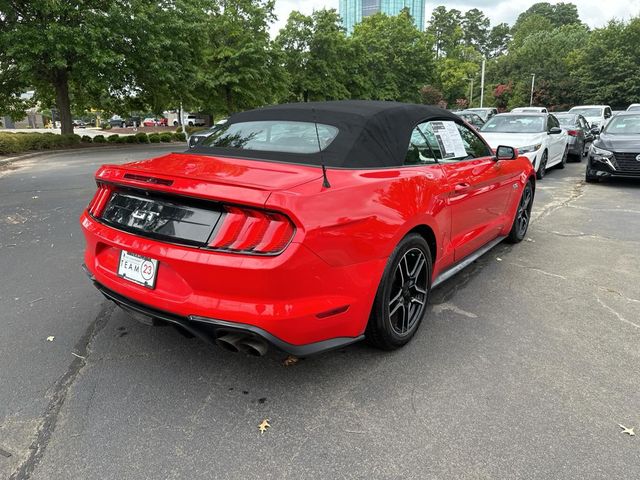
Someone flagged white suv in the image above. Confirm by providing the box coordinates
[568,105,612,131]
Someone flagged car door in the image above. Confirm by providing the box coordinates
[418,120,520,262]
[547,115,563,162]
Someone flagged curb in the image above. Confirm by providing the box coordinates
[0,142,187,167]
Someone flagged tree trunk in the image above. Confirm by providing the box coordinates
[225,86,233,115]
[54,70,73,135]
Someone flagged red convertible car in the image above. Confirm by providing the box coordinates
[81,101,535,356]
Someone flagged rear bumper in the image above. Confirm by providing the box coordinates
[92,279,363,356]
[81,211,383,349]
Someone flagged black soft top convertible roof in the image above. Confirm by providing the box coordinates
[190,100,461,168]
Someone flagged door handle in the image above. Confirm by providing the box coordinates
[454,182,471,193]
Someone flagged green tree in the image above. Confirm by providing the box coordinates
[486,23,511,58]
[570,18,640,106]
[462,8,490,54]
[352,10,435,102]
[0,1,211,133]
[196,0,286,116]
[276,9,350,102]
[427,6,463,58]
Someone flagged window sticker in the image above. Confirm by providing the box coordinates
[430,121,468,159]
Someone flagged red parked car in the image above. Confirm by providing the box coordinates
[81,101,535,356]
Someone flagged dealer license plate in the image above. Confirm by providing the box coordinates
[117,250,158,289]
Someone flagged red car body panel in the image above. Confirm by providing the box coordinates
[81,150,533,349]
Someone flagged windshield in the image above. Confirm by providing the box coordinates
[627,105,640,112]
[570,107,603,117]
[480,115,545,134]
[555,115,576,127]
[603,115,640,135]
[198,120,339,154]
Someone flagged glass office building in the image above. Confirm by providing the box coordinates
[339,0,426,34]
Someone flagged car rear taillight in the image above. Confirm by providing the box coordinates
[87,183,112,217]
[567,129,578,137]
[208,206,295,255]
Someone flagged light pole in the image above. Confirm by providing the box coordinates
[480,58,486,108]
[529,73,536,107]
[469,77,474,108]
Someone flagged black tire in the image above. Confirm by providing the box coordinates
[506,180,534,243]
[366,234,432,350]
[536,151,548,180]
[558,146,568,169]
[585,171,599,183]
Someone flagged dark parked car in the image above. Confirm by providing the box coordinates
[108,116,142,128]
[455,111,485,130]
[72,119,86,128]
[586,111,640,182]
[465,107,498,122]
[554,113,594,160]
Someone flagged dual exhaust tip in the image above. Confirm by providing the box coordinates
[215,332,268,357]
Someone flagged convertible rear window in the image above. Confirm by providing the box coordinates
[198,120,339,154]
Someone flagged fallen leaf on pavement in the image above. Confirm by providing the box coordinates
[283,355,299,367]
[258,419,271,434]
[46,336,55,342]
[618,424,635,436]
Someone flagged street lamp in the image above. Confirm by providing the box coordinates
[529,73,536,107]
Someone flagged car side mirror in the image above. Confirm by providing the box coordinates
[549,127,562,135]
[496,145,517,160]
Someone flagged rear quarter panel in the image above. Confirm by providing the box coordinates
[267,165,453,271]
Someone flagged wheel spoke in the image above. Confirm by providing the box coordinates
[389,289,403,316]
[409,254,426,280]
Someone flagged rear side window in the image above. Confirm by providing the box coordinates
[199,121,339,154]
[405,121,490,165]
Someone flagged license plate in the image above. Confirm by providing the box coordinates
[117,250,158,289]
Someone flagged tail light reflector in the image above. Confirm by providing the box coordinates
[209,206,295,255]
[567,129,578,137]
[87,183,112,217]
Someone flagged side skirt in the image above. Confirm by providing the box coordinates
[431,236,506,288]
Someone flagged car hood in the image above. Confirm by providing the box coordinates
[595,134,640,152]
[479,132,545,148]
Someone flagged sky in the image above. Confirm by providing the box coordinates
[270,0,640,35]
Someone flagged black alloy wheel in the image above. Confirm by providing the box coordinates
[367,234,432,350]
[507,181,533,243]
[536,151,548,180]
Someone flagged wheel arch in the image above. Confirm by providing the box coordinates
[406,224,437,266]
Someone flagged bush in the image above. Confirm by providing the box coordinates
[116,136,128,144]
[160,132,173,143]
[0,135,19,155]
[61,134,82,146]
[101,122,112,130]
[134,132,149,143]
[81,135,92,143]
[107,134,120,143]
[93,135,106,143]
[173,132,186,142]
[148,133,160,143]
[185,126,206,135]
[125,135,137,144]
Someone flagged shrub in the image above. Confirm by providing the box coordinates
[101,122,112,130]
[148,133,160,143]
[93,135,106,143]
[107,134,120,143]
[134,132,149,143]
[160,132,173,143]
[61,134,82,146]
[125,135,137,144]
[0,134,19,155]
[184,126,206,135]
[116,136,128,143]
[81,135,92,143]
[173,132,186,142]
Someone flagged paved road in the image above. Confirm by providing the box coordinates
[1,147,639,479]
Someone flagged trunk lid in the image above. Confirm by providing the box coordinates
[98,152,323,206]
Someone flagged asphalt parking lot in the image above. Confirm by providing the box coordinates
[1,146,639,479]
